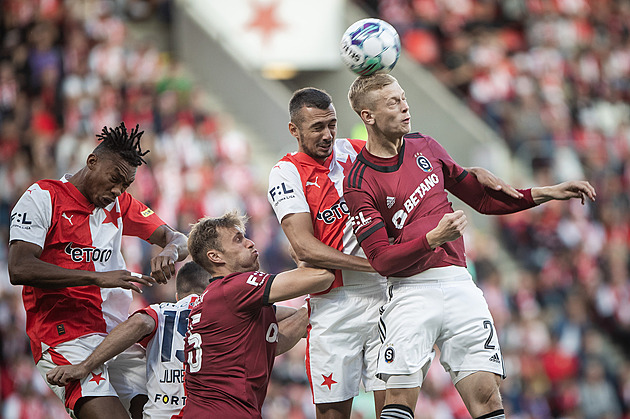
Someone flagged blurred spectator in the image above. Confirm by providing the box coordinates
[1,0,629,418]
[0,1,295,417]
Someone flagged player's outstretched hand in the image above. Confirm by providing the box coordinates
[468,167,524,199]
[426,210,467,249]
[46,364,90,386]
[93,270,155,293]
[532,181,596,205]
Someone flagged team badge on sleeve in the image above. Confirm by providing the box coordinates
[141,208,155,217]
[415,153,433,172]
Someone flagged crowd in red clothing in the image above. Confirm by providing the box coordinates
[0,1,292,418]
[358,0,630,417]
[1,0,629,418]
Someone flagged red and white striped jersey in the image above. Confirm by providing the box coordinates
[136,294,199,419]
[9,176,165,362]
[268,138,386,292]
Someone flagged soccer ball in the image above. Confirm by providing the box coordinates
[340,18,401,76]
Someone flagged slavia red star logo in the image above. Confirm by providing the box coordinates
[339,155,355,175]
[246,0,285,45]
[103,206,120,228]
[90,372,105,385]
[321,373,337,390]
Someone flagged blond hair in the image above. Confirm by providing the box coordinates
[348,73,397,115]
[188,211,248,273]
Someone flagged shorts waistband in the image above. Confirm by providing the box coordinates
[389,266,472,284]
[309,282,387,299]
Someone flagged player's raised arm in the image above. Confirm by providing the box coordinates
[46,312,156,386]
[8,240,155,292]
[267,265,334,303]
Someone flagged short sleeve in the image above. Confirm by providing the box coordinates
[133,305,159,347]
[119,193,166,240]
[268,160,309,223]
[222,272,276,314]
[9,183,52,249]
[426,137,466,189]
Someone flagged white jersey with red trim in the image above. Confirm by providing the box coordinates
[268,138,386,291]
[136,294,198,419]
[9,175,165,363]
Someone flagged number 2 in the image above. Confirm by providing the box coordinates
[483,320,495,350]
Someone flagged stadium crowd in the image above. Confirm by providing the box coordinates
[0,0,628,418]
[358,0,630,417]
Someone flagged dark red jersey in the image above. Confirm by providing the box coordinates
[183,271,278,419]
[343,133,536,277]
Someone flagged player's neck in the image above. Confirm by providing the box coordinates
[67,168,91,202]
[366,133,402,158]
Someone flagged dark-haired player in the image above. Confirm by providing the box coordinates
[46,261,210,419]
[344,73,596,419]
[182,211,334,418]
[8,123,188,419]
[268,87,524,419]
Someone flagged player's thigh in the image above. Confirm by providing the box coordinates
[437,280,505,379]
[377,284,442,379]
[37,335,119,414]
[307,291,377,403]
[360,290,387,393]
[106,343,147,411]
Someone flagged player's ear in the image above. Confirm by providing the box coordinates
[207,249,223,264]
[360,109,374,125]
[86,153,98,169]
[288,121,299,139]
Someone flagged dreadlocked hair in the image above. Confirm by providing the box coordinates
[94,122,150,167]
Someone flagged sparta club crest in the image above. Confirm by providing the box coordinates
[416,154,432,172]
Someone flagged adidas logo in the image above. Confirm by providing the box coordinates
[386,196,395,209]
[489,353,501,364]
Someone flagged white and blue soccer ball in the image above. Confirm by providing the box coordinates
[340,18,401,76]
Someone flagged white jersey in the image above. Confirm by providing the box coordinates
[136,294,199,418]
[268,138,386,290]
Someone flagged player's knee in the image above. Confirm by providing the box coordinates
[475,383,503,412]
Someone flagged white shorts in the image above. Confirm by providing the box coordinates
[37,334,147,416]
[306,283,387,404]
[378,266,505,386]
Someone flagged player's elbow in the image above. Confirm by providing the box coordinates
[131,312,157,337]
[292,245,309,262]
[8,258,29,286]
